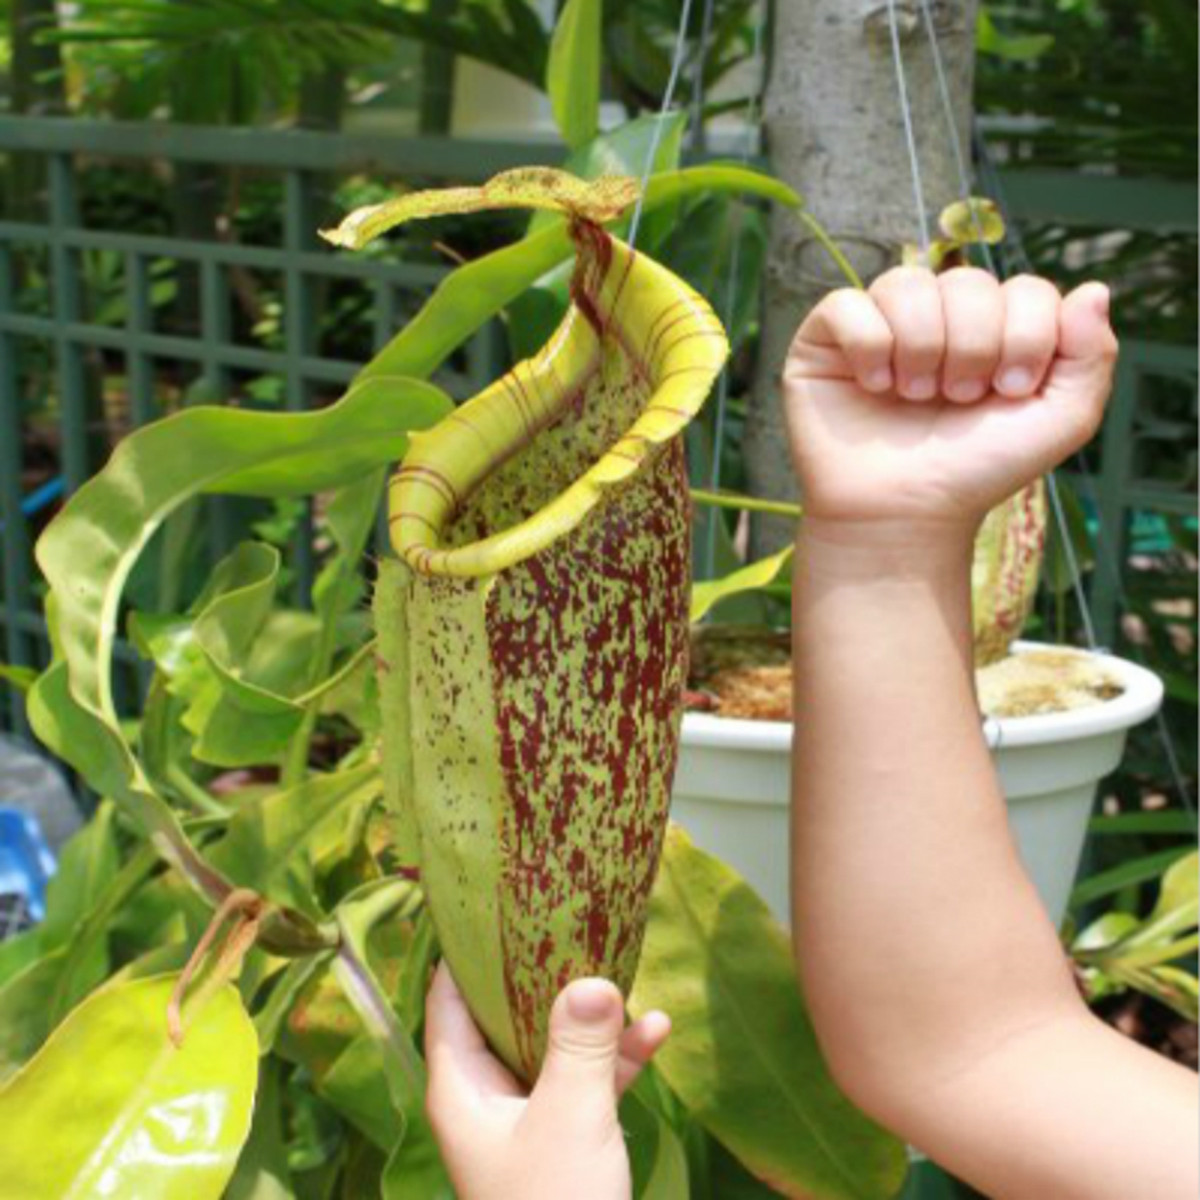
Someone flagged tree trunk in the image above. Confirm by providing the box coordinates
[745,0,980,551]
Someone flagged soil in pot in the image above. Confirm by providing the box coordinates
[685,626,1127,722]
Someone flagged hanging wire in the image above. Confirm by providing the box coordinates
[687,0,718,153]
[628,0,698,248]
[884,0,932,258]
[916,3,1101,655]
[703,5,767,578]
[1045,470,1100,650]
[976,129,1197,820]
[916,0,997,273]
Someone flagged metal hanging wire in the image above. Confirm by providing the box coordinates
[885,0,933,258]
[629,0,698,247]
[974,134,1196,820]
[902,0,1102,656]
[703,4,767,578]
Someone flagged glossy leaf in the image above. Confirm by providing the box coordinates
[0,975,257,1199]
[547,0,602,148]
[630,826,908,1200]
[690,545,794,623]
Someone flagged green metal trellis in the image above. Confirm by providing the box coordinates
[0,115,1196,738]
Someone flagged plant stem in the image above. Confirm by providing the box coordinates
[691,487,803,519]
[796,209,865,290]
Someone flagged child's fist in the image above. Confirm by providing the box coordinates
[782,267,1117,533]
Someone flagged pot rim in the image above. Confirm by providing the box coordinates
[681,640,1164,753]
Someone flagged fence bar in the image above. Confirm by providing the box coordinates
[125,252,157,427]
[48,153,90,495]
[0,220,450,286]
[0,244,33,733]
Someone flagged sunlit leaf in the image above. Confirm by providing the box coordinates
[547,0,602,149]
[630,826,907,1200]
[0,975,257,1199]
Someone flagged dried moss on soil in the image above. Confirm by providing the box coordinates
[685,628,1126,722]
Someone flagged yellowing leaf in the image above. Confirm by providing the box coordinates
[0,975,257,1200]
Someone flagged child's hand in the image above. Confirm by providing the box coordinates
[424,963,670,1200]
[783,267,1117,538]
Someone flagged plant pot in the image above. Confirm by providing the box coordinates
[671,642,1164,928]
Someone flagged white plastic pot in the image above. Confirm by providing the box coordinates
[670,643,1164,928]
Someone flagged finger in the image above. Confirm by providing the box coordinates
[789,287,895,393]
[532,978,624,1118]
[938,268,1004,403]
[994,275,1060,398]
[616,1011,671,1097]
[869,267,945,400]
[425,962,522,1109]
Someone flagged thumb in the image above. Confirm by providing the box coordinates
[1059,281,1118,363]
[532,978,624,1116]
[1042,281,1118,449]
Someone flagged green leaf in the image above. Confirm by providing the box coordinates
[0,974,257,1199]
[29,375,450,883]
[547,0,602,149]
[225,1062,293,1200]
[1151,850,1198,920]
[976,9,1054,60]
[0,950,68,1083]
[623,1089,690,1200]
[1088,810,1198,837]
[0,663,36,693]
[1071,846,1193,909]
[690,545,794,623]
[207,762,382,915]
[630,825,907,1200]
[1042,476,1094,596]
[39,802,119,953]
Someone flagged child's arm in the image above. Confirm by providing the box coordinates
[785,267,1198,1200]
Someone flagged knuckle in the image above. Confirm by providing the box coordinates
[1006,272,1060,300]
[869,264,933,298]
[941,265,995,290]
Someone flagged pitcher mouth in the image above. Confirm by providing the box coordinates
[388,222,728,580]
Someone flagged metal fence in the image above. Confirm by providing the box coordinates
[0,115,1196,735]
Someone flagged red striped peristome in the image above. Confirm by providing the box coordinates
[375,217,729,1080]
